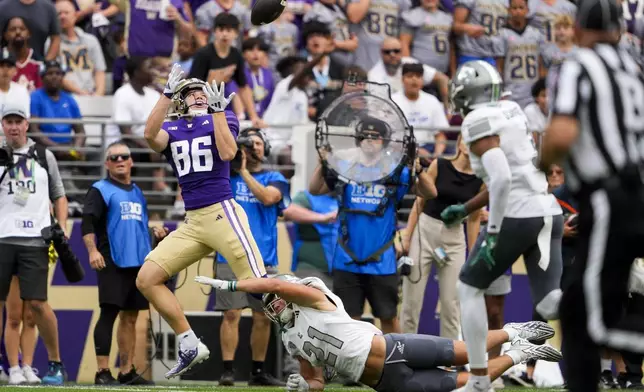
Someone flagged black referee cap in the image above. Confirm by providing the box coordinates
[576,0,623,32]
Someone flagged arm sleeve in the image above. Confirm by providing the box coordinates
[45,150,65,200]
[480,147,511,234]
[195,6,213,31]
[292,191,311,208]
[81,187,106,235]
[70,97,82,118]
[267,172,291,213]
[30,92,42,117]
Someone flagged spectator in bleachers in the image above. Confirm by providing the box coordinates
[392,63,448,158]
[50,1,106,96]
[528,0,576,44]
[106,57,170,193]
[30,60,86,194]
[0,0,61,61]
[174,32,198,75]
[256,11,299,68]
[1,16,43,92]
[242,38,275,118]
[523,78,548,133]
[494,0,545,108]
[541,14,576,107]
[0,52,30,133]
[263,54,324,166]
[346,0,411,71]
[400,0,454,75]
[368,38,449,109]
[189,13,265,128]
[285,0,314,31]
[195,0,251,48]
[114,0,192,59]
[452,0,507,67]
[303,0,356,67]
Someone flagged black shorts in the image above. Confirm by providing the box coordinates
[332,270,399,320]
[97,261,148,310]
[0,243,49,301]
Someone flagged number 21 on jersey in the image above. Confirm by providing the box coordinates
[302,327,344,367]
[170,136,214,177]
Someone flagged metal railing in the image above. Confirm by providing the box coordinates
[11,117,470,217]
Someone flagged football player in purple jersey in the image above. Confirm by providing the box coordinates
[136,64,267,378]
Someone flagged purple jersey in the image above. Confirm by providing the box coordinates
[125,0,187,57]
[162,111,239,210]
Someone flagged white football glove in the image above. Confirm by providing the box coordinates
[163,63,185,98]
[286,374,309,391]
[194,276,237,291]
[203,81,236,113]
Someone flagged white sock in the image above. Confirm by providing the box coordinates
[9,366,21,374]
[601,358,612,372]
[178,329,199,351]
[506,349,525,365]
[503,326,518,341]
[458,281,489,369]
[467,374,491,390]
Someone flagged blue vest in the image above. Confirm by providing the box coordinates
[291,192,339,273]
[217,170,290,267]
[93,179,151,268]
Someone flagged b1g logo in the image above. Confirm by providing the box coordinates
[350,184,386,205]
[235,181,258,203]
[120,201,143,221]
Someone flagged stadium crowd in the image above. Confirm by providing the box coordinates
[0,0,643,388]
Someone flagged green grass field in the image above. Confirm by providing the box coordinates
[0,386,564,392]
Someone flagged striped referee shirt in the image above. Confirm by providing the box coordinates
[552,43,644,196]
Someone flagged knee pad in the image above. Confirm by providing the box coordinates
[536,289,562,320]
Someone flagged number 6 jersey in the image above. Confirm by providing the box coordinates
[161,111,240,210]
[282,279,382,383]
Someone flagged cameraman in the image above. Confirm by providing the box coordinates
[0,102,68,385]
[82,141,167,385]
[215,128,334,386]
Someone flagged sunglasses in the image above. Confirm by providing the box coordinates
[382,49,401,55]
[107,154,131,162]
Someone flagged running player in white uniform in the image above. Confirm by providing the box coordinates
[441,60,563,392]
[194,274,563,392]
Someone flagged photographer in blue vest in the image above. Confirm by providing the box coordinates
[82,141,168,385]
[214,128,336,386]
[309,116,412,335]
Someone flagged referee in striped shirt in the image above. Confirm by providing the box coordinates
[540,0,644,390]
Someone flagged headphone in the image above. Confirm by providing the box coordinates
[239,127,271,157]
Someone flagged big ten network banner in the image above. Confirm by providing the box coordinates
[7,219,539,383]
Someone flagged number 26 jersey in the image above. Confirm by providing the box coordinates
[161,111,240,210]
[283,288,382,382]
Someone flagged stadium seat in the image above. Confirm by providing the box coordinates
[73,95,114,146]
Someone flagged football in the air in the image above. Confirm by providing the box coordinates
[250,0,286,25]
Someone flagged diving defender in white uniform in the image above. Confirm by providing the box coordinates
[195,274,562,392]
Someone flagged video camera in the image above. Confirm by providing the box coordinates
[231,136,259,172]
[41,223,85,283]
[0,145,14,168]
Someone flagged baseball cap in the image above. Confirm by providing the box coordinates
[0,51,16,67]
[41,59,66,74]
[2,101,29,120]
[576,0,623,31]
[358,117,390,137]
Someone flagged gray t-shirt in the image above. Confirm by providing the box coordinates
[495,25,544,108]
[349,0,411,71]
[455,0,508,58]
[541,43,577,110]
[527,0,576,44]
[400,7,452,73]
[257,22,299,69]
[304,3,354,66]
[0,140,65,248]
[45,28,107,94]
[195,1,251,49]
[0,0,60,60]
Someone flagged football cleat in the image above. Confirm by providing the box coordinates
[165,341,210,379]
[504,321,555,343]
[506,337,562,364]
